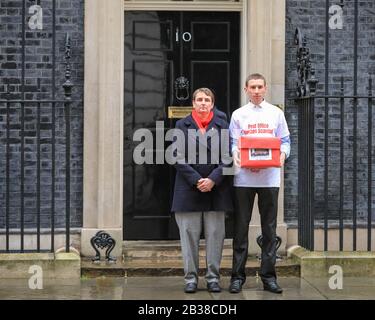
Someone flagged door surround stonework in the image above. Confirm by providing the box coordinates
[81,0,286,258]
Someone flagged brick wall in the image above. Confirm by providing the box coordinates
[0,0,84,229]
[285,0,375,224]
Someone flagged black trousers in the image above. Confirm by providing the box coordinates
[231,187,279,283]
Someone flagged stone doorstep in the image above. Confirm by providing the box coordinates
[81,257,300,278]
[287,245,375,278]
[0,252,81,279]
[78,240,300,278]
[122,240,234,259]
[123,248,234,259]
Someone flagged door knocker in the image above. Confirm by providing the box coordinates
[175,76,190,101]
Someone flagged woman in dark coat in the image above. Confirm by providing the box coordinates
[171,88,233,293]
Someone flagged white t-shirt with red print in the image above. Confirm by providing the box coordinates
[229,100,290,187]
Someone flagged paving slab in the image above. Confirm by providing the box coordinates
[1,275,374,300]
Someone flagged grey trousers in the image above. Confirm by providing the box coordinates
[175,211,225,285]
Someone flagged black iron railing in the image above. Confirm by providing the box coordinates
[297,82,374,251]
[313,85,373,251]
[295,8,374,251]
[0,32,78,253]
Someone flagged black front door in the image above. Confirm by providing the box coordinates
[124,11,240,240]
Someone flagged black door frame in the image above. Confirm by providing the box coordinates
[123,10,241,240]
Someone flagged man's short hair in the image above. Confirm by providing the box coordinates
[245,73,267,87]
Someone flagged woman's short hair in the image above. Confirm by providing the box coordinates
[192,88,215,105]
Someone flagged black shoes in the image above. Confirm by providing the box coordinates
[229,279,243,293]
[185,279,282,294]
[263,280,283,294]
[185,282,222,293]
[184,282,197,293]
[207,282,221,293]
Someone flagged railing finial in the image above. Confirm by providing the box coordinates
[295,28,318,97]
[62,33,73,100]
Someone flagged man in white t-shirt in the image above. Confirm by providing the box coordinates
[228,73,290,294]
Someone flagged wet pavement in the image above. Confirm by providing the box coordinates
[0,276,374,300]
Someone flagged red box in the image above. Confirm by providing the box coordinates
[239,136,281,168]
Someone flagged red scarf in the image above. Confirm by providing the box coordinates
[191,110,214,133]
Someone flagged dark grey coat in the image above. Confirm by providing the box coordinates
[171,113,233,213]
